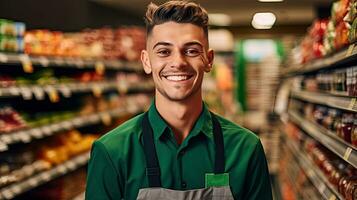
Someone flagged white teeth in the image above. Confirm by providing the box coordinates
[165,75,189,81]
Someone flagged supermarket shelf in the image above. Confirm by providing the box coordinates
[283,42,357,76]
[0,104,143,152]
[0,152,90,200]
[0,81,154,99]
[285,139,343,200]
[0,52,143,72]
[291,90,357,113]
[72,192,85,200]
[288,110,357,168]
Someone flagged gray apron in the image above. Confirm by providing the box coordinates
[136,112,234,200]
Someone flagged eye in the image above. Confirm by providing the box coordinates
[184,48,201,57]
[156,49,170,57]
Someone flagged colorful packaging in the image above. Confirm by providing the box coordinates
[0,19,25,37]
[0,35,24,52]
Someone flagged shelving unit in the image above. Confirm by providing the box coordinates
[291,90,357,112]
[285,138,343,200]
[0,81,154,100]
[0,152,90,200]
[282,42,357,76]
[0,30,151,197]
[288,110,357,168]
[0,102,143,152]
[0,52,143,72]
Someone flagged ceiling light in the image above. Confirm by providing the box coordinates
[258,0,283,2]
[251,12,276,29]
[208,13,231,26]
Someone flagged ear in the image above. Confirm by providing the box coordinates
[141,50,152,74]
[204,49,214,72]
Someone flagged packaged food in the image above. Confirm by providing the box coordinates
[0,35,24,52]
[341,113,354,143]
[352,116,357,147]
[335,22,350,50]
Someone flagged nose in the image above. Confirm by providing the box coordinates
[170,50,188,69]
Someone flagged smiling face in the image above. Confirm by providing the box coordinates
[141,22,214,102]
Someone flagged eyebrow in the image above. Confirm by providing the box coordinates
[183,41,203,48]
[153,42,172,50]
[152,41,204,50]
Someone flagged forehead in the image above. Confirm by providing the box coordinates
[148,22,207,47]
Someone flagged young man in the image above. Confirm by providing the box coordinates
[85,1,273,200]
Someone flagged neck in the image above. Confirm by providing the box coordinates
[155,91,203,144]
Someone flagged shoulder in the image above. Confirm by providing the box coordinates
[215,114,260,151]
[95,112,144,153]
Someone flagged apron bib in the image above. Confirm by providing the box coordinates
[136,112,234,200]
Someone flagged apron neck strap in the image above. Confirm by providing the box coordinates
[141,111,225,188]
[142,112,162,187]
[211,111,225,174]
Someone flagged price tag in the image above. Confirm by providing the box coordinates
[57,165,67,174]
[9,87,20,96]
[20,54,34,73]
[18,132,31,143]
[41,126,52,136]
[318,184,326,193]
[28,177,39,187]
[19,87,33,100]
[45,86,59,103]
[38,56,49,67]
[343,147,353,160]
[65,57,74,65]
[92,84,102,97]
[346,44,355,57]
[95,61,105,75]
[66,160,76,170]
[117,81,129,95]
[0,141,8,152]
[58,84,72,98]
[2,189,14,199]
[62,121,72,130]
[30,128,43,138]
[51,124,61,132]
[40,172,51,182]
[72,118,83,126]
[100,113,112,126]
[75,59,84,68]
[0,52,8,62]
[54,57,64,65]
[328,195,336,200]
[1,134,13,144]
[349,98,357,110]
[32,86,45,100]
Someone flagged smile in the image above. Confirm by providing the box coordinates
[162,74,194,81]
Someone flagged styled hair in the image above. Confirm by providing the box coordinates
[144,1,209,37]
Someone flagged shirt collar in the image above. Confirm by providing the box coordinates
[145,100,214,141]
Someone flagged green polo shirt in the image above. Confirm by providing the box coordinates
[86,102,272,200]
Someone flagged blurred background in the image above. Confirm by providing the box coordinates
[0,0,356,199]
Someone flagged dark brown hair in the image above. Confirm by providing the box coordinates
[144,1,209,37]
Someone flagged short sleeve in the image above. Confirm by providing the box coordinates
[242,140,273,200]
[85,141,122,200]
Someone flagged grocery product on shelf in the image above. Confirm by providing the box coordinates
[0,107,27,134]
[284,121,357,199]
[38,130,98,166]
[297,66,357,97]
[0,19,25,53]
[289,0,356,65]
[24,27,145,60]
[289,98,357,147]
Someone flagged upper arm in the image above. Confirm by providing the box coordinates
[242,140,273,200]
[85,141,123,200]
